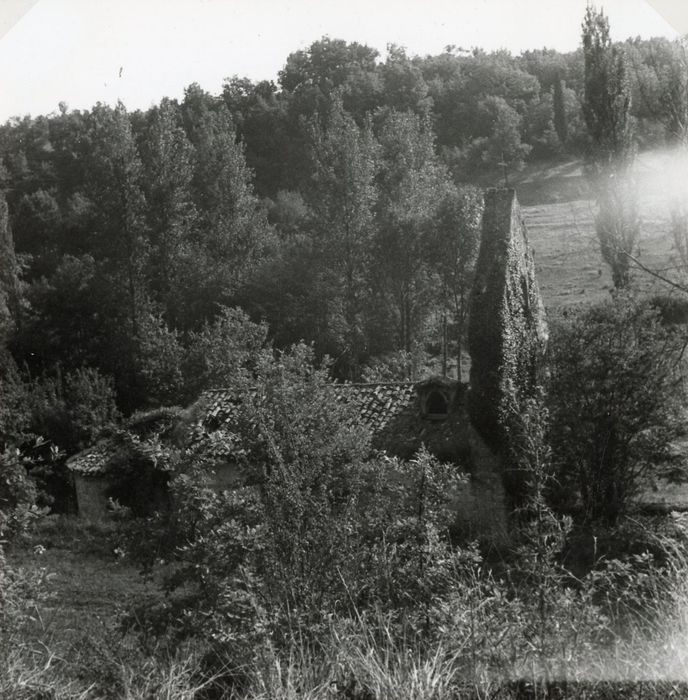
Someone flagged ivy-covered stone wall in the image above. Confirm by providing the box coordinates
[468,188,548,505]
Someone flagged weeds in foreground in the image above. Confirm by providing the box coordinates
[5,526,688,699]
[6,453,688,698]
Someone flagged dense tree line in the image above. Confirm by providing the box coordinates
[0,28,685,446]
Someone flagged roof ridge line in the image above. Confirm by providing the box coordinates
[200,382,417,392]
[335,381,415,387]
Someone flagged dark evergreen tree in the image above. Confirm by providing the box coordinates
[0,191,27,443]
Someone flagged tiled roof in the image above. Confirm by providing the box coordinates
[67,432,175,475]
[191,380,470,462]
[333,383,418,434]
[188,383,420,458]
[67,441,116,475]
[69,378,471,475]
[194,383,418,436]
[338,381,470,460]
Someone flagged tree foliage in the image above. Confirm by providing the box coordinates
[426,185,484,375]
[581,6,638,289]
[374,110,452,370]
[0,192,20,341]
[553,76,568,145]
[27,366,120,455]
[0,28,683,413]
[548,296,684,523]
[581,8,634,166]
[304,97,380,375]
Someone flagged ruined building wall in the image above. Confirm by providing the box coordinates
[467,188,548,510]
[73,475,111,522]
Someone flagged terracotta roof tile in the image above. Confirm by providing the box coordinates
[191,382,418,445]
[66,442,116,475]
[68,379,468,475]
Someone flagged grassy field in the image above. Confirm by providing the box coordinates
[515,148,687,312]
[6,515,688,699]
[2,516,172,698]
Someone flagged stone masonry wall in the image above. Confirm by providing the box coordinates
[74,475,111,522]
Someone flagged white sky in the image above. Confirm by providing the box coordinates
[0,0,681,122]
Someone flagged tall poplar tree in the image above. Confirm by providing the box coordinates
[582,6,638,289]
[184,100,273,323]
[83,102,149,337]
[427,186,484,378]
[305,97,380,376]
[141,98,198,327]
[374,110,453,371]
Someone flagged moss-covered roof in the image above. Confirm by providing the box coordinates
[67,408,181,476]
[191,379,472,463]
[69,378,473,476]
[67,441,115,475]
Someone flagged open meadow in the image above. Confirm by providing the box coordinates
[518,148,688,311]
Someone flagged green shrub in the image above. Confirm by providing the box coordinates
[0,448,40,539]
[28,366,120,456]
[549,295,685,523]
[124,343,467,684]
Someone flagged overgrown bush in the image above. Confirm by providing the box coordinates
[124,343,467,685]
[135,309,186,407]
[28,365,120,456]
[548,294,685,523]
[115,334,688,696]
[0,448,39,538]
[183,306,269,400]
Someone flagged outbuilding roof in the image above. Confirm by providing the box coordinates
[67,407,182,476]
[191,378,470,463]
[68,377,470,476]
[67,441,115,476]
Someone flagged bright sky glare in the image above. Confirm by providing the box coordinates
[0,0,680,122]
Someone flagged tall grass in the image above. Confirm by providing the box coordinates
[586,520,688,683]
[240,520,688,699]
[243,613,465,700]
[6,515,688,698]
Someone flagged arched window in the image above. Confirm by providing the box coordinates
[426,390,449,418]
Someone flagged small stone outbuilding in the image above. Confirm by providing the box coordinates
[67,409,180,521]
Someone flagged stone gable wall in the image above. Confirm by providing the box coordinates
[468,188,548,510]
